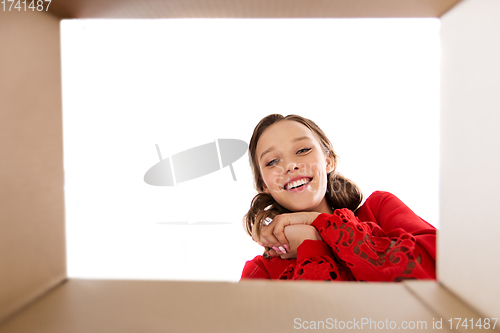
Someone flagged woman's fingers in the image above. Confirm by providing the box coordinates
[253,212,323,259]
[272,212,321,246]
[266,248,279,258]
[262,234,287,253]
[258,229,289,254]
[252,223,280,248]
[253,214,320,254]
[261,212,322,251]
[272,215,291,248]
[265,222,290,253]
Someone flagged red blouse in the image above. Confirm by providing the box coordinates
[240,191,436,282]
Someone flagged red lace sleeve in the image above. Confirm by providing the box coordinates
[277,240,355,281]
[240,242,355,281]
[356,191,437,261]
[311,209,436,282]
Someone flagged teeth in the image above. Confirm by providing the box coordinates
[286,178,311,190]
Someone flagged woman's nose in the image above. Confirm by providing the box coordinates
[286,163,299,174]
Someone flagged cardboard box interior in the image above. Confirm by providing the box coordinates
[2,0,500,331]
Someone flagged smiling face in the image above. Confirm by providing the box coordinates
[256,120,335,214]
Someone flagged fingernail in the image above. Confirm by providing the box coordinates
[284,244,290,251]
[272,246,280,252]
[279,246,286,254]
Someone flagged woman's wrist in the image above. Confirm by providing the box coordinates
[302,225,322,242]
[306,212,322,225]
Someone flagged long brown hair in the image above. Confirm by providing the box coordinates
[244,114,363,243]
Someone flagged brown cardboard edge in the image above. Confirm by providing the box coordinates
[0,9,66,323]
[0,278,456,332]
[438,0,463,17]
[48,0,462,19]
[0,278,68,328]
[1,0,477,329]
[403,281,500,332]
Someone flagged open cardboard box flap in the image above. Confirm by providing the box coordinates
[0,279,484,332]
[1,0,500,331]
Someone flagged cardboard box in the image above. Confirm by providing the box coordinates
[1,0,499,331]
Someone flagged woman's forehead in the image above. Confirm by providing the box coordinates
[257,120,316,152]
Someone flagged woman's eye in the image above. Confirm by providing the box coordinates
[297,148,312,154]
[266,159,279,167]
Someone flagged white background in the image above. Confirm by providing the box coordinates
[61,18,440,281]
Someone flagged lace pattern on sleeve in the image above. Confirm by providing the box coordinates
[315,209,435,282]
[278,255,355,281]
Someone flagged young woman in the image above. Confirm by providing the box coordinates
[240,114,436,282]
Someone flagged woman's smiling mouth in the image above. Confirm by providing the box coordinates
[283,177,313,191]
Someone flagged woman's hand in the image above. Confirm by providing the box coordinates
[266,225,323,259]
[252,211,321,253]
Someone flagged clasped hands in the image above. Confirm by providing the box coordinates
[252,212,323,259]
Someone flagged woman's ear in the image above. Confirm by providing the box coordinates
[260,178,270,193]
[325,152,335,174]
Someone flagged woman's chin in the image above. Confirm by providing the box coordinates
[282,201,320,213]
[280,194,329,213]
